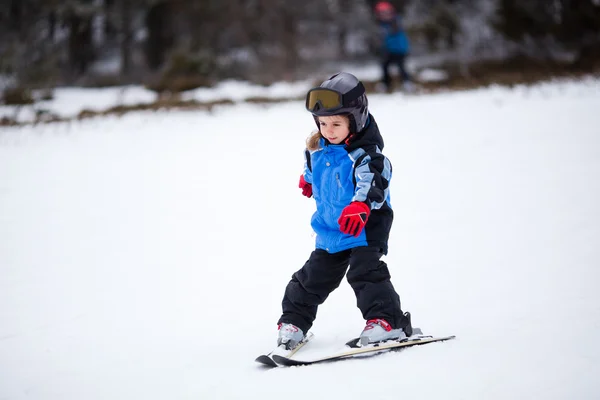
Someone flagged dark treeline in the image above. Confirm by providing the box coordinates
[1,0,599,92]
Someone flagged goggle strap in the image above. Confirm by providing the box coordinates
[342,82,365,105]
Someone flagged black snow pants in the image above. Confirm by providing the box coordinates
[278,247,406,334]
[382,52,411,90]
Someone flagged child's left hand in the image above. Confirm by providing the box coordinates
[338,202,371,237]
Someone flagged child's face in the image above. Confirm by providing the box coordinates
[317,115,350,145]
[377,10,395,22]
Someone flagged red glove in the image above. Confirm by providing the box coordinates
[338,202,370,237]
[299,175,312,198]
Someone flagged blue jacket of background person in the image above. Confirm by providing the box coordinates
[380,16,410,55]
[302,115,394,254]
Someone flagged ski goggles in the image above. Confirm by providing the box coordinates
[305,82,365,113]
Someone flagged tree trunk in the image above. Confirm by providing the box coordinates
[120,0,132,78]
[144,2,174,70]
[281,8,299,79]
[68,12,94,76]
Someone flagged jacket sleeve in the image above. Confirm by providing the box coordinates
[303,149,313,184]
[351,151,392,210]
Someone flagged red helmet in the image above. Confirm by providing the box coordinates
[375,1,395,13]
[375,1,396,21]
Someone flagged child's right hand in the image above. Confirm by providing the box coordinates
[299,175,312,198]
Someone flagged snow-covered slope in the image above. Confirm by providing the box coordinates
[1,78,599,400]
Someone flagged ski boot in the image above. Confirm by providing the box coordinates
[277,323,305,350]
[359,312,413,346]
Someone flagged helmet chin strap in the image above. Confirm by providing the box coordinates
[344,133,355,146]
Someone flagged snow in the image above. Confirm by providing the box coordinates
[0,86,157,123]
[417,68,449,82]
[181,79,314,103]
[1,77,600,400]
[0,80,315,124]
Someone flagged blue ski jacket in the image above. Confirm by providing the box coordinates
[303,115,393,254]
[380,17,410,55]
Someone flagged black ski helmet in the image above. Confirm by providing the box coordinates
[306,72,369,133]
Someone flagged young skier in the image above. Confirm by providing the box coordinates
[277,72,413,349]
[374,1,412,92]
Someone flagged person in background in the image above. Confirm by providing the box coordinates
[276,72,413,350]
[374,1,413,92]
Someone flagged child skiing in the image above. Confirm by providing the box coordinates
[374,1,413,92]
[276,72,413,350]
